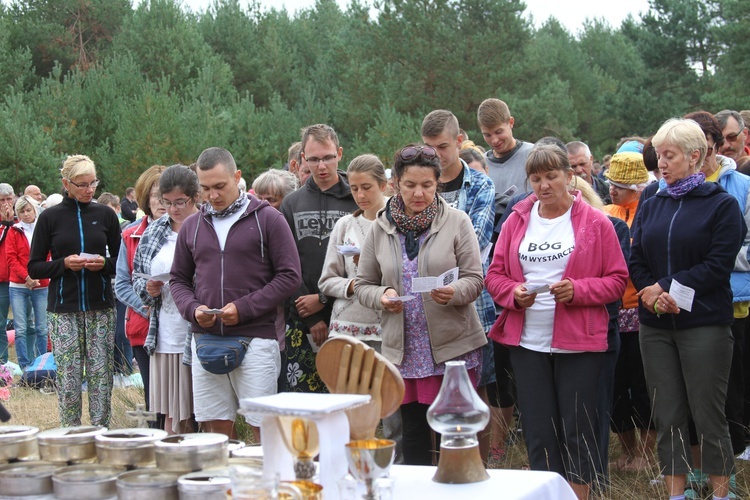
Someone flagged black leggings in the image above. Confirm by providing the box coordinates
[401,402,435,465]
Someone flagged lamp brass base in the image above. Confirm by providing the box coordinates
[432,444,490,484]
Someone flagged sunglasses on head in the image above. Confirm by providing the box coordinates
[398,145,438,162]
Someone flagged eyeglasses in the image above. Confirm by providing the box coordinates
[304,154,338,166]
[398,146,438,162]
[725,131,742,142]
[67,179,100,190]
[160,198,191,209]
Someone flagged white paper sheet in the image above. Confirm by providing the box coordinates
[306,334,322,353]
[198,308,223,315]
[336,245,361,256]
[79,252,99,260]
[133,272,172,282]
[525,283,550,294]
[411,267,459,293]
[387,295,416,302]
[669,279,695,312]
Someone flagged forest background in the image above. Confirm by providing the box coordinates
[0,0,747,195]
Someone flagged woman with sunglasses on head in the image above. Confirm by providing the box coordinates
[485,144,628,499]
[355,144,487,465]
[132,165,201,435]
[28,155,122,427]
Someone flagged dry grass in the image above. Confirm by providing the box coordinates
[3,348,749,499]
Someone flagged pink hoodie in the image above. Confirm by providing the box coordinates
[486,191,628,352]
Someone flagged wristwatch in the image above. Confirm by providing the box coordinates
[318,293,329,305]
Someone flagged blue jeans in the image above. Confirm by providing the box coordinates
[9,286,48,368]
[0,282,9,363]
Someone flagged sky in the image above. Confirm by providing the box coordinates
[178,0,652,33]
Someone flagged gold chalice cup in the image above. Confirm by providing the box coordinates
[276,417,320,480]
[345,439,395,500]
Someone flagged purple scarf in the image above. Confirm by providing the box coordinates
[667,172,705,199]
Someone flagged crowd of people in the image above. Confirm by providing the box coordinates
[3,100,750,500]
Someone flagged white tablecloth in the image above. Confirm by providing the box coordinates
[386,465,578,500]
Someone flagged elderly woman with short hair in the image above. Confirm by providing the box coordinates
[630,118,745,499]
[252,169,298,210]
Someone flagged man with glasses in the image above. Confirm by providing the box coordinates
[566,141,611,204]
[279,123,357,393]
[715,110,750,162]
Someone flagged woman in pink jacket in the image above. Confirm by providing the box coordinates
[486,144,628,499]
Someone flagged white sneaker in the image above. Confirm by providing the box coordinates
[736,445,750,460]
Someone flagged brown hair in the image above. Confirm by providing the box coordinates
[135,165,166,218]
[421,110,459,138]
[301,124,340,152]
[477,98,511,129]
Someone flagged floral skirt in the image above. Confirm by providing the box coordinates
[279,318,329,394]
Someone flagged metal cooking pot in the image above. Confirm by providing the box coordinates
[37,426,107,464]
[52,463,124,499]
[116,469,180,500]
[0,460,57,497]
[177,469,231,500]
[154,433,228,473]
[0,425,39,462]
[95,428,168,467]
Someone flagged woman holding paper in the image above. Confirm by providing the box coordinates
[132,165,200,434]
[355,144,487,465]
[28,155,121,427]
[629,118,744,499]
[485,144,628,498]
[319,155,387,345]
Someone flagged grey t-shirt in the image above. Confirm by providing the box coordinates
[484,140,534,219]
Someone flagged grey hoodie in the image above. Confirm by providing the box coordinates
[280,172,358,327]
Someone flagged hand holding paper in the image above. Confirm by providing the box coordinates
[411,267,459,293]
[668,279,694,312]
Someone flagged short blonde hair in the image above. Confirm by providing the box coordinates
[14,195,37,216]
[652,118,707,172]
[61,155,96,180]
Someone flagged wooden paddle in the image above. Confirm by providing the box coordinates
[316,337,405,440]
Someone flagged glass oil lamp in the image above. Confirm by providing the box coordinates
[426,360,490,483]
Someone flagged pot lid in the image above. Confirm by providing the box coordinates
[53,464,124,483]
[0,425,39,442]
[38,426,107,445]
[96,428,167,447]
[116,469,179,487]
[0,461,57,479]
[154,433,228,452]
